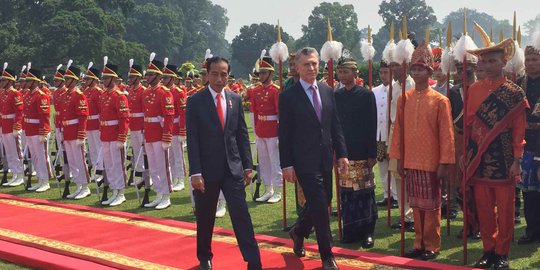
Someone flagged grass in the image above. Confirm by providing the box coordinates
[1,111,540,269]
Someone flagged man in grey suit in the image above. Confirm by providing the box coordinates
[279,47,349,270]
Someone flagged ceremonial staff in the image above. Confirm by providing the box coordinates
[321,18,343,240]
[269,20,289,230]
[505,12,525,83]
[443,22,453,237]
[394,16,414,256]
[361,25,375,91]
[382,22,396,227]
[454,10,477,264]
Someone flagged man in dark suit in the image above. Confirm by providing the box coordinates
[279,47,349,270]
[186,57,262,270]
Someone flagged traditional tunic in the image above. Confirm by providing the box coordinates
[335,85,378,243]
[390,86,455,252]
[465,77,528,256]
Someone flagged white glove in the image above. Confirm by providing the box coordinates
[39,135,47,143]
[76,139,85,146]
[116,141,126,150]
[162,142,171,150]
[12,129,21,136]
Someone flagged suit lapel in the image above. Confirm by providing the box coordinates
[295,82,320,125]
[203,88,223,131]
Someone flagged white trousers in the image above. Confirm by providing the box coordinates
[170,136,186,179]
[21,131,27,158]
[395,176,414,222]
[378,158,397,199]
[86,130,103,170]
[145,141,172,195]
[64,140,89,184]
[1,133,23,174]
[255,137,282,186]
[130,130,145,172]
[26,135,52,181]
[102,141,126,189]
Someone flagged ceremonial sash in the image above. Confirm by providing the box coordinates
[339,160,375,191]
[465,80,527,182]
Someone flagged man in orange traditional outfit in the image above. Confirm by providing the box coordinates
[390,41,455,261]
[466,39,528,270]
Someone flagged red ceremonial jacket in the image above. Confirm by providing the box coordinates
[61,88,89,141]
[23,88,50,136]
[142,83,174,143]
[99,87,129,142]
[127,83,146,131]
[252,83,280,138]
[171,85,187,136]
[1,87,23,133]
[84,86,103,131]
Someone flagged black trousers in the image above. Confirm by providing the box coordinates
[523,190,540,238]
[294,169,334,261]
[194,171,261,266]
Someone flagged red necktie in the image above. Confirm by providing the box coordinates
[216,93,225,129]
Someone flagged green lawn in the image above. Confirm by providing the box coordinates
[1,111,540,269]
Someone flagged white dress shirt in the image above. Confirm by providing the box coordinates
[373,83,390,142]
[300,79,322,108]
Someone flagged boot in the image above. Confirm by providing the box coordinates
[101,185,110,203]
[155,193,171,209]
[102,189,118,205]
[8,174,25,187]
[3,173,18,186]
[35,181,50,192]
[215,199,227,218]
[109,189,126,206]
[172,178,185,191]
[267,187,282,203]
[28,179,43,191]
[25,174,32,190]
[66,183,82,199]
[140,188,151,207]
[255,185,274,202]
[144,193,163,208]
[74,184,91,199]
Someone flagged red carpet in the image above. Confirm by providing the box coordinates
[0,193,475,270]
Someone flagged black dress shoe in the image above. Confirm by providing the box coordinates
[403,249,424,258]
[322,257,339,270]
[247,262,262,270]
[390,198,399,209]
[518,234,537,245]
[288,227,305,257]
[199,260,212,270]
[376,197,390,207]
[391,221,414,232]
[420,251,439,260]
[361,236,374,249]
[474,251,495,269]
[493,254,509,270]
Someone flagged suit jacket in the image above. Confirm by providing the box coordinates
[186,88,253,181]
[279,81,347,174]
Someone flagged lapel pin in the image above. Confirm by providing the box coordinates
[228,100,232,109]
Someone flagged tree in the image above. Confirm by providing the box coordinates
[124,3,184,63]
[372,0,437,60]
[231,23,293,78]
[296,2,360,58]
[442,8,513,45]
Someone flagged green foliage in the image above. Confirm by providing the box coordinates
[296,2,361,59]
[442,8,513,44]
[179,62,196,74]
[231,23,293,78]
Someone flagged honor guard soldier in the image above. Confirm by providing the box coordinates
[1,63,24,187]
[142,53,175,210]
[53,63,71,184]
[127,60,146,184]
[162,61,187,191]
[99,61,129,206]
[24,68,52,192]
[185,71,199,97]
[252,54,282,203]
[62,63,91,199]
[83,61,105,183]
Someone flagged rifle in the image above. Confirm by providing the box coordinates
[24,145,32,190]
[1,145,7,186]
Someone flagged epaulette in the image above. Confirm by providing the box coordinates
[115,89,124,95]
[37,89,45,95]
[272,83,280,89]
[162,86,170,91]
[75,89,83,95]
[96,86,103,92]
